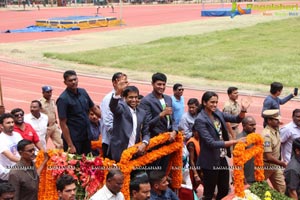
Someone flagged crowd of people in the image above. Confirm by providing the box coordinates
[0,69,299,200]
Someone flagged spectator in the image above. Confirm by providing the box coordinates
[40,85,63,149]
[171,83,184,129]
[140,72,177,171]
[109,85,150,162]
[149,170,179,200]
[280,109,300,163]
[194,91,249,200]
[262,109,286,193]
[11,108,44,152]
[24,100,48,149]
[178,98,200,142]
[137,95,144,106]
[186,125,201,191]
[0,182,15,200]
[100,72,128,158]
[0,113,23,177]
[236,116,257,185]
[90,168,124,200]
[8,139,48,200]
[223,87,240,140]
[130,172,151,200]
[284,137,300,200]
[57,70,101,155]
[262,82,295,127]
[89,105,101,156]
[56,174,76,200]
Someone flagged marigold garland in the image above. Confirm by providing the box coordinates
[233,133,264,198]
[36,133,183,200]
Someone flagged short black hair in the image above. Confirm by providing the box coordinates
[10,108,24,116]
[292,137,300,154]
[227,87,238,95]
[152,73,167,83]
[138,95,144,100]
[17,139,33,152]
[270,82,283,94]
[187,98,199,106]
[63,70,77,81]
[122,86,139,97]
[31,100,42,108]
[130,172,149,196]
[56,174,76,192]
[292,109,300,117]
[173,83,182,91]
[0,182,15,196]
[112,72,127,82]
[0,113,15,124]
[148,170,166,186]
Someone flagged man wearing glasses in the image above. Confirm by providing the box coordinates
[8,139,48,200]
[10,108,44,152]
[0,113,23,181]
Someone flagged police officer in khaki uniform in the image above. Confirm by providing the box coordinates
[262,109,286,193]
[223,87,240,139]
[40,86,63,149]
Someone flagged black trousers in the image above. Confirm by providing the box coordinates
[202,157,230,200]
[63,140,91,155]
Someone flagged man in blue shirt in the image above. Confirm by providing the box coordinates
[262,82,295,127]
[171,83,184,129]
[57,70,101,155]
[149,170,179,200]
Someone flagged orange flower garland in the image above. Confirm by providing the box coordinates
[36,133,183,200]
[118,132,183,199]
[233,133,264,198]
[36,149,62,200]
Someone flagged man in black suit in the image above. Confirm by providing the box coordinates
[140,72,177,171]
[109,82,150,162]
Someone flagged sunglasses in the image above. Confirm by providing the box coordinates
[178,88,184,91]
[14,113,24,117]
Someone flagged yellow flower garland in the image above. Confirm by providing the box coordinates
[36,133,183,200]
[233,133,264,197]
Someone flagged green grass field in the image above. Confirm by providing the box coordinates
[44,16,300,87]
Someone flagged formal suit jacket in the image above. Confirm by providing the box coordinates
[109,96,150,162]
[140,92,177,138]
[194,108,243,170]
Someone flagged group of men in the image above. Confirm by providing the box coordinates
[223,83,300,200]
[1,68,300,200]
[0,69,183,200]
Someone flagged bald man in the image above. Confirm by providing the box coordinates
[236,116,256,184]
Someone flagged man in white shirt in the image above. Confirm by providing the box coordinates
[0,113,22,179]
[100,72,128,158]
[178,98,200,142]
[280,109,300,163]
[24,100,48,149]
[90,169,124,200]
